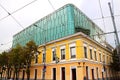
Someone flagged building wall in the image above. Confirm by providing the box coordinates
[23,33,113,80]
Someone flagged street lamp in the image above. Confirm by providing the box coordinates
[34,24,46,80]
[34,24,60,80]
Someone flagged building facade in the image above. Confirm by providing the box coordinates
[19,32,113,80]
[12,4,116,80]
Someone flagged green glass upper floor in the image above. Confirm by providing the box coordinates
[12,4,105,47]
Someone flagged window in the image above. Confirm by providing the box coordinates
[94,51,97,61]
[34,69,37,80]
[96,67,99,80]
[52,48,56,61]
[86,66,88,80]
[71,68,76,80]
[61,48,65,60]
[61,67,65,80]
[53,68,56,80]
[106,56,108,64]
[35,55,38,63]
[103,55,105,63]
[91,69,95,80]
[99,53,101,62]
[84,46,87,58]
[90,49,92,59]
[70,47,76,58]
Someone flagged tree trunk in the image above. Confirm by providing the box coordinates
[7,68,10,79]
[12,71,15,80]
[15,68,19,80]
[26,66,30,80]
[1,73,2,80]
[27,72,30,80]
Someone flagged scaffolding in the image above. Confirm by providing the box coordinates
[12,4,105,47]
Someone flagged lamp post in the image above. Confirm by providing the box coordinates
[34,23,60,80]
[34,24,46,80]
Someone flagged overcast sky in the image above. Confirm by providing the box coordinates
[0,0,120,52]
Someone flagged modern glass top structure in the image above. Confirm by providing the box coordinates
[12,4,105,47]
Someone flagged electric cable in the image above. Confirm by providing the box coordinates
[47,0,55,10]
[92,15,120,20]
[98,0,106,32]
[1,30,120,49]
[0,0,38,22]
[0,3,24,29]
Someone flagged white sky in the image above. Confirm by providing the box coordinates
[0,0,120,52]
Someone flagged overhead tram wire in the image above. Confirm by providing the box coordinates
[0,41,12,48]
[0,29,120,49]
[0,3,24,29]
[111,0,114,15]
[48,0,55,10]
[98,0,106,32]
[0,0,38,22]
[0,0,119,48]
[11,15,24,28]
[92,15,120,20]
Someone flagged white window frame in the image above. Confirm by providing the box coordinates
[102,54,105,63]
[60,66,66,80]
[52,67,57,80]
[60,46,66,61]
[70,66,77,80]
[99,51,102,62]
[94,49,97,61]
[89,46,93,60]
[34,54,38,64]
[69,43,76,59]
[52,48,56,61]
[34,69,37,80]
[83,44,88,58]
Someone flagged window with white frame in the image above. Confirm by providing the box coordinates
[69,43,76,59]
[106,56,108,64]
[42,50,45,63]
[52,48,56,61]
[99,53,101,62]
[83,43,87,58]
[103,55,105,63]
[60,46,65,60]
[94,50,97,61]
[84,46,87,58]
[90,49,92,59]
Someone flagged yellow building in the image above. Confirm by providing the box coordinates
[11,4,118,80]
[18,32,113,80]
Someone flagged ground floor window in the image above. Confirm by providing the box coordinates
[86,66,88,80]
[34,69,37,80]
[61,67,65,80]
[71,68,76,80]
[53,68,56,80]
[91,69,94,80]
[96,67,99,80]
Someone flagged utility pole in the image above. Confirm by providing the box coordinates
[34,24,46,80]
[42,45,46,80]
[108,2,120,62]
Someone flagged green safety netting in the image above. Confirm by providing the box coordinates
[12,4,105,47]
